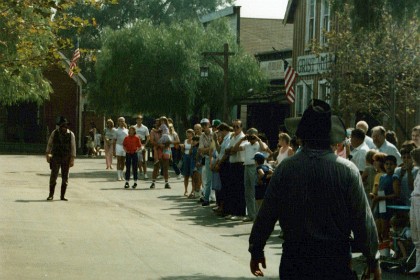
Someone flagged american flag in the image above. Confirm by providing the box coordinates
[68,46,80,78]
[284,61,298,104]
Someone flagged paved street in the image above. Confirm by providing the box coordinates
[0,155,417,279]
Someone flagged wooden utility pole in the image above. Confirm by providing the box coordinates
[202,43,235,121]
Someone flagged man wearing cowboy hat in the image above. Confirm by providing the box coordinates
[45,116,76,201]
[248,100,381,279]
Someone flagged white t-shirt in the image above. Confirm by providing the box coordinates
[228,132,246,163]
[115,127,128,145]
[377,140,402,166]
[350,142,370,172]
[104,127,117,141]
[135,124,149,141]
[243,141,267,165]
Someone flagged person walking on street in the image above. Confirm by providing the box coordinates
[104,119,117,170]
[249,99,381,279]
[134,115,149,179]
[123,126,142,189]
[45,116,76,201]
[115,117,129,181]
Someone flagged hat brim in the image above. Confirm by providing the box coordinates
[284,115,346,144]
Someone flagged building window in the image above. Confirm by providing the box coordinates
[306,0,316,46]
[295,80,314,116]
[318,79,331,104]
[320,0,330,45]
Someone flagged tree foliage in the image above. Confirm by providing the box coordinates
[0,0,100,105]
[91,19,266,124]
[324,3,419,129]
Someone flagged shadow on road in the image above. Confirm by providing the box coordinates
[15,199,53,203]
[160,275,278,280]
[158,194,251,229]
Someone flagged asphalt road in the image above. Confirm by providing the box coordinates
[0,155,416,279]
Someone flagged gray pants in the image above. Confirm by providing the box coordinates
[244,164,257,219]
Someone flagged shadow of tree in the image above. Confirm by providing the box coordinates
[160,275,278,280]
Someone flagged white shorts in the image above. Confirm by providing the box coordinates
[115,144,126,157]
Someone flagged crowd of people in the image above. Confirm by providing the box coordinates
[46,108,420,278]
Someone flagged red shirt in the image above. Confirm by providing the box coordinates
[123,135,142,154]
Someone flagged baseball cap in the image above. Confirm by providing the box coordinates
[212,119,221,127]
[200,118,210,124]
[252,152,266,161]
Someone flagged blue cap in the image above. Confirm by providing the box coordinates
[252,152,265,161]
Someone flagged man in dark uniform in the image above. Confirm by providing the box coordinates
[248,100,381,279]
[46,116,76,201]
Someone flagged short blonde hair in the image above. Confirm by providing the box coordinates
[279,132,291,144]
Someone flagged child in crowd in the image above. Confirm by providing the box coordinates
[254,152,272,212]
[190,136,202,198]
[371,155,401,245]
[158,116,171,145]
[390,214,412,260]
[370,152,387,202]
[157,116,172,164]
[123,126,142,189]
[362,150,377,205]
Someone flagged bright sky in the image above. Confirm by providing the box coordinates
[234,0,289,19]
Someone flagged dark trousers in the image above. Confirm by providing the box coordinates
[49,156,71,198]
[217,161,230,208]
[225,162,246,216]
[125,153,138,181]
[171,147,181,175]
[280,242,355,280]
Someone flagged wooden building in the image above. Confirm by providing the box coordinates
[284,0,333,116]
[0,53,87,153]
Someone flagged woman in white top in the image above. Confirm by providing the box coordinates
[409,148,420,273]
[104,119,117,170]
[180,129,194,196]
[115,117,128,181]
[273,132,294,167]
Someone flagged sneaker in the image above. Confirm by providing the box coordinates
[224,215,233,220]
[242,217,254,223]
[124,182,129,189]
[157,175,163,179]
[164,183,171,189]
[177,174,182,179]
[144,173,149,179]
[132,183,137,189]
[149,182,155,189]
[230,216,242,221]
[47,196,53,201]
[201,201,210,206]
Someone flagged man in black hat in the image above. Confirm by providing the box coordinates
[45,116,76,201]
[248,100,381,279]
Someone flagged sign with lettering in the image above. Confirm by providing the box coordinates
[296,53,334,76]
[260,60,284,80]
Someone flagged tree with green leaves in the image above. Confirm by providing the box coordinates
[323,2,419,134]
[91,19,266,125]
[0,0,101,105]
